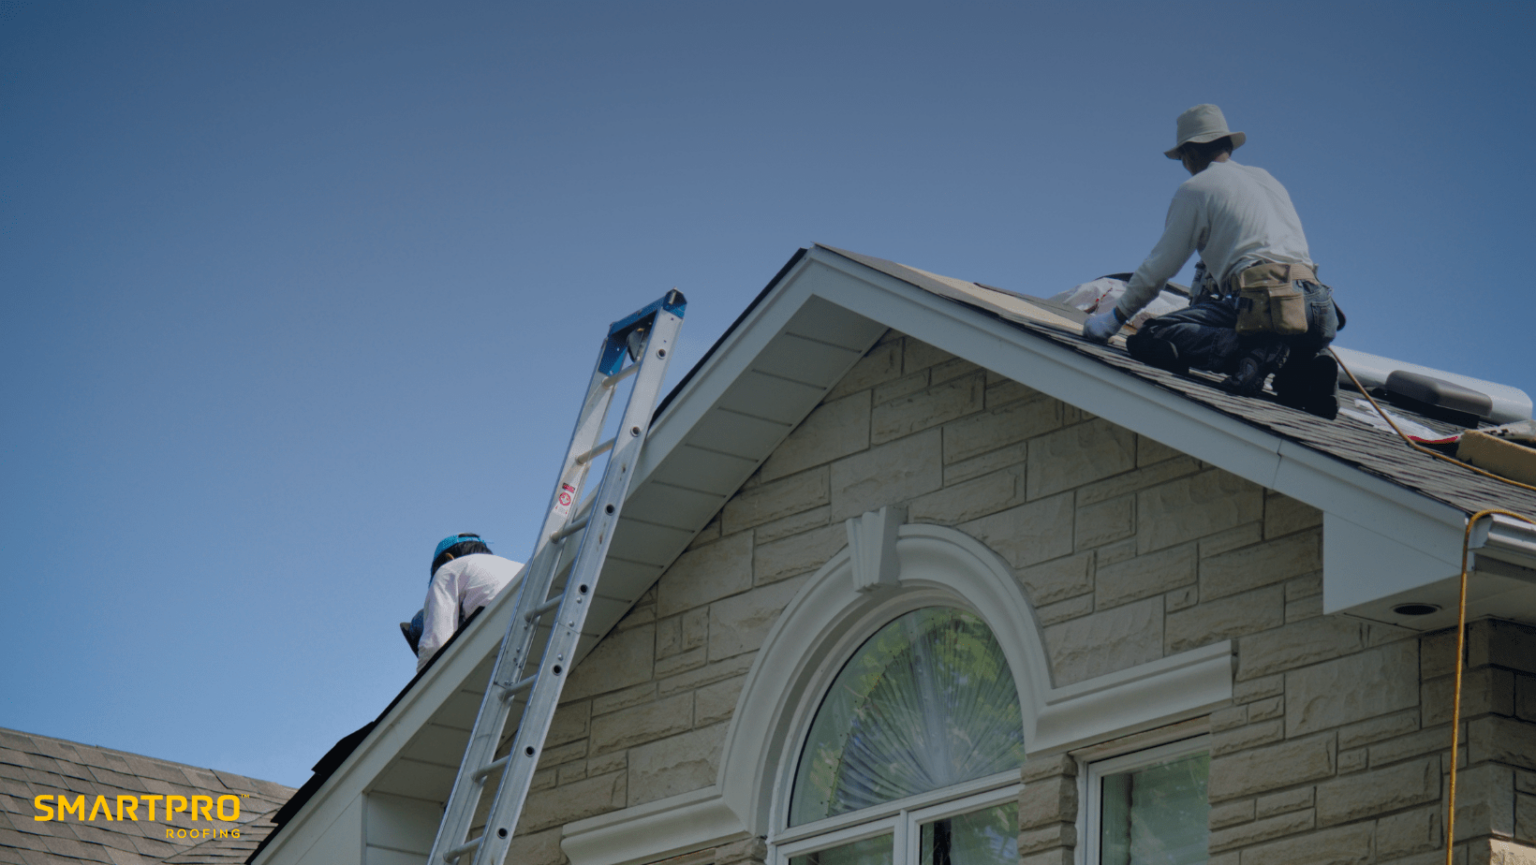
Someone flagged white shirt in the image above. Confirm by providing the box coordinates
[1117,160,1313,318]
[417,553,522,672]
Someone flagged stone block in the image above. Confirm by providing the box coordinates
[1020,753,1077,782]
[1018,776,1076,828]
[695,675,746,727]
[1471,620,1536,676]
[1286,572,1323,602]
[1286,640,1420,737]
[1486,839,1536,865]
[960,493,1075,570]
[1256,786,1314,818]
[986,378,1041,408]
[1199,522,1265,560]
[826,340,902,402]
[538,739,588,770]
[708,575,807,661]
[507,827,564,865]
[1338,709,1420,750]
[1165,585,1285,655]
[753,524,845,585]
[563,624,655,702]
[1470,716,1536,772]
[1200,529,1322,602]
[1077,456,1203,510]
[1520,770,1536,796]
[1212,719,1285,756]
[1212,704,1249,733]
[626,723,728,807]
[1167,585,1198,611]
[830,429,943,520]
[1209,808,1315,852]
[591,681,657,716]
[1234,674,1285,703]
[1237,617,1367,680]
[874,371,929,404]
[547,701,591,747]
[689,514,722,549]
[1044,597,1163,686]
[1286,594,1324,623]
[1315,756,1438,826]
[1250,696,1284,722]
[1210,797,1255,829]
[520,769,626,833]
[1209,735,1336,801]
[1017,823,1075,855]
[656,646,706,678]
[1016,553,1093,607]
[724,468,831,533]
[1035,594,1095,627]
[754,505,832,545]
[1518,793,1536,844]
[1097,537,1138,567]
[902,337,953,373]
[942,394,1063,465]
[872,372,984,444]
[1368,725,1451,767]
[656,614,683,659]
[907,464,1024,525]
[1095,543,1194,610]
[1027,419,1137,501]
[1264,493,1322,539]
[943,441,1029,486]
[657,652,756,698]
[1138,435,1182,466]
[756,393,870,481]
[932,357,983,385]
[1239,823,1372,865]
[1136,470,1264,554]
[657,532,753,617]
[1422,668,1515,726]
[1455,762,1516,838]
[1378,805,1443,861]
[1338,747,1367,774]
[1019,849,1074,865]
[559,761,588,785]
[1076,495,1135,551]
[589,693,694,755]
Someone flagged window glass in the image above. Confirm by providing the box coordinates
[919,803,1018,865]
[790,608,1025,826]
[788,834,892,865]
[1099,752,1209,865]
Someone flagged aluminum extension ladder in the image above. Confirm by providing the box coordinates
[426,290,686,865]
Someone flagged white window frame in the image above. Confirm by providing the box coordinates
[1079,735,1211,865]
[772,774,1021,865]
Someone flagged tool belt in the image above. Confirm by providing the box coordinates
[1228,261,1317,336]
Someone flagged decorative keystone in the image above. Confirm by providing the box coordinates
[846,505,906,593]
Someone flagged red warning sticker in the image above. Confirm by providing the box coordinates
[553,483,577,518]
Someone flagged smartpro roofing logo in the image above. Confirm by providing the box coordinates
[33,792,245,839]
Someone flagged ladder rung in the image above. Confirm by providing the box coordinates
[444,836,483,862]
[472,756,510,783]
[525,593,565,621]
[500,674,538,700]
[551,515,590,542]
[574,437,615,466]
[601,362,640,390]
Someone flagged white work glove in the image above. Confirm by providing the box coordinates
[1082,307,1126,344]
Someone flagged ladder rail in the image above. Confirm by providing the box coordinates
[424,291,685,865]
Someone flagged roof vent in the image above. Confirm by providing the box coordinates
[1384,371,1493,428]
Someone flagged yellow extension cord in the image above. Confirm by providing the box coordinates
[1326,348,1536,863]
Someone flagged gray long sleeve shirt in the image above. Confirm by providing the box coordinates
[1116,159,1313,320]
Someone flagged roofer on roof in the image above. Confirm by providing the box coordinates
[412,533,522,672]
[1081,104,1342,419]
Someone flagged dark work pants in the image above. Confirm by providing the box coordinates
[1129,281,1338,377]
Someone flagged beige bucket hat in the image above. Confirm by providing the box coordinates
[1164,103,1246,159]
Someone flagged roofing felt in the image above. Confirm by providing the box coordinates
[820,245,1536,519]
[0,727,293,865]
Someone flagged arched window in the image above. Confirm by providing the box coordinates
[778,607,1024,865]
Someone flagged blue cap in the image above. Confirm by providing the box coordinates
[434,533,485,560]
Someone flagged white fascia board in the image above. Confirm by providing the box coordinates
[252,575,522,864]
[1323,512,1462,614]
[561,786,747,865]
[1473,514,1536,572]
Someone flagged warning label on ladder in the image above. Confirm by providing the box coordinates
[553,483,577,518]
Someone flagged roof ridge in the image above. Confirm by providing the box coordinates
[0,725,296,792]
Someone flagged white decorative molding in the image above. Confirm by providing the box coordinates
[846,505,906,592]
[562,786,746,865]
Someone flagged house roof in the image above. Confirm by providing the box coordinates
[0,727,293,865]
[251,243,1536,863]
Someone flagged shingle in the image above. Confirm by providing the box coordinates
[84,768,145,794]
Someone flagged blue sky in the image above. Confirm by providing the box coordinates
[2,2,1532,788]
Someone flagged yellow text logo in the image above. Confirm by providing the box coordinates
[33,794,241,823]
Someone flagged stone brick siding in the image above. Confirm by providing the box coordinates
[510,331,1536,865]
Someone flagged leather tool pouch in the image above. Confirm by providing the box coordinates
[1235,262,1309,336]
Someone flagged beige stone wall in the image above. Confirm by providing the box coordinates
[508,331,1536,865]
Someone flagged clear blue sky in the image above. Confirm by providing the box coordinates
[2,2,1532,788]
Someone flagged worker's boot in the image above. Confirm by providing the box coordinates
[1274,353,1339,419]
[1222,342,1288,398]
[1126,328,1189,376]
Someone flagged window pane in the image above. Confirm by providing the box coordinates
[1100,752,1210,865]
[789,833,893,865]
[790,608,1026,826]
[920,803,1018,865]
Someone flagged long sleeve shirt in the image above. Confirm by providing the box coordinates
[1116,160,1313,320]
[417,553,523,672]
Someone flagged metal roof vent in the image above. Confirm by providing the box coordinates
[1384,371,1494,427]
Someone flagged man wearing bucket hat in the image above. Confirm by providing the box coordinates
[412,532,523,672]
[1082,104,1341,418]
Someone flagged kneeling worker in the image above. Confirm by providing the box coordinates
[415,533,522,672]
[1082,104,1341,418]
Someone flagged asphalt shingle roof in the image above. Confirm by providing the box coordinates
[0,728,292,865]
